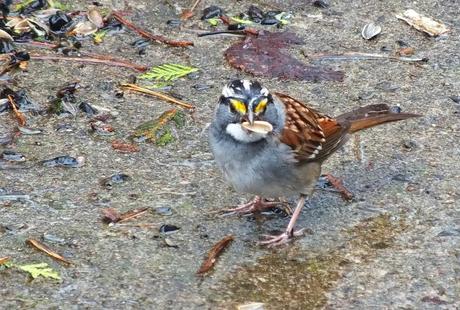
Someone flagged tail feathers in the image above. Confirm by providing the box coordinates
[336,104,421,134]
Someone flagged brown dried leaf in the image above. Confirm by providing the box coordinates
[180,9,194,20]
[7,95,26,126]
[111,140,140,153]
[197,235,234,275]
[0,256,11,265]
[102,208,121,223]
[26,239,72,265]
[397,47,415,56]
[225,31,344,81]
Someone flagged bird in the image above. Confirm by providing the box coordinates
[209,79,420,246]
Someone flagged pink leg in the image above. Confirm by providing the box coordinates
[259,195,307,247]
[222,196,287,216]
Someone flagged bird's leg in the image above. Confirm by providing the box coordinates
[222,196,285,216]
[259,195,307,247]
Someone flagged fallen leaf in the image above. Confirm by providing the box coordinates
[111,140,140,153]
[26,239,72,265]
[7,95,26,126]
[17,262,60,280]
[197,235,234,275]
[0,257,11,265]
[225,31,344,81]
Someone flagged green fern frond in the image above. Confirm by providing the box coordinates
[17,263,61,280]
[139,64,199,81]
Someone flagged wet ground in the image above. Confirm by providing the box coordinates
[1,0,459,309]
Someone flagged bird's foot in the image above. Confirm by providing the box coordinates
[258,228,305,247]
[222,196,288,216]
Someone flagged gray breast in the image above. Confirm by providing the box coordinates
[209,129,301,197]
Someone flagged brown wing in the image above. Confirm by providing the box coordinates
[275,92,349,162]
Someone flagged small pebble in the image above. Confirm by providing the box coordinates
[155,206,173,216]
[164,237,178,248]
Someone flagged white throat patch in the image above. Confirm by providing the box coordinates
[226,123,268,143]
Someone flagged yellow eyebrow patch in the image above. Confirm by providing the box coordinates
[230,99,247,114]
[254,98,268,114]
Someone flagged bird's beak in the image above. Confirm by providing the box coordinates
[247,110,255,125]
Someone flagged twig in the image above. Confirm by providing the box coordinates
[112,11,193,47]
[28,53,148,72]
[120,83,195,110]
[324,174,354,201]
[197,235,234,275]
[306,52,428,63]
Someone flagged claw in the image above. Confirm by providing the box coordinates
[221,196,285,216]
[258,228,305,247]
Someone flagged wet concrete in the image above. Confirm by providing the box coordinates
[1,0,459,309]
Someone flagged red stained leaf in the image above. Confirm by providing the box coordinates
[225,31,344,82]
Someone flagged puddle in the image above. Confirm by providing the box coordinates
[210,214,407,309]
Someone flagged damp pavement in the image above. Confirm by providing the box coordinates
[1,0,459,309]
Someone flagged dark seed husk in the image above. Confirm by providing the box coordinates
[100,173,130,188]
[261,17,278,25]
[264,11,282,18]
[1,150,25,162]
[160,224,180,234]
[228,24,245,31]
[166,19,181,27]
[313,0,330,8]
[201,5,223,20]
[49,11,72,32]
[192,84,211,91]
[247,5,264,21]
[131,38,150,49]
[42,156,84,168]
[79,102,98,116]
[449,96,460,103]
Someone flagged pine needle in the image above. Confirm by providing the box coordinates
[139,63,198,81]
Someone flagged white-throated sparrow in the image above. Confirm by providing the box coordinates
[209,79,420,246]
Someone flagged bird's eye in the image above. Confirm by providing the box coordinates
[254,98,268,114]
[229,99,247,114]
